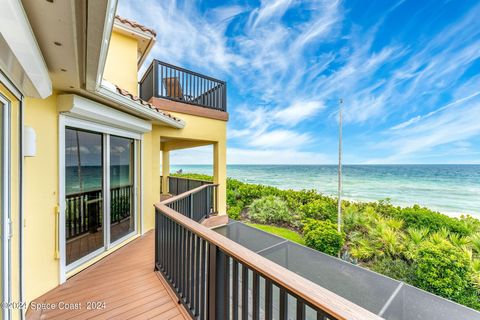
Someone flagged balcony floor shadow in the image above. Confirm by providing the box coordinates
[27,231,191,320]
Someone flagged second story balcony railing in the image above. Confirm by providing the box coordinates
[140,60,227,112]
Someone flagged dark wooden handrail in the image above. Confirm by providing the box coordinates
[162,176,213,198]
[162,184,218,222]
[161,184,217,205]
[168,175,212,184]
[154,201,383,320]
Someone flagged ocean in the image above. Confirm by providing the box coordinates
[171,164,480,218]
[66,165,131,194]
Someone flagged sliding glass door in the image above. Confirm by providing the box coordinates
[64,125,138,269]
[65,128,104,266]
[0,94,10,319]
[109,136,135,243]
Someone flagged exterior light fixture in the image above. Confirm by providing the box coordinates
[24,126,37,157]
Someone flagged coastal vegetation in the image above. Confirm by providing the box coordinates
[172,173,480,310]
[246,223,305,245]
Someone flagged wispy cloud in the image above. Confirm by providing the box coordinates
[119,0,480,164]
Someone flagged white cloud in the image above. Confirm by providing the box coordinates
[65,146,90,154]
[170,146,213,165]
[119,0,480,164]
[371,91,480,163]
[169,145,332,165]
[248,129,311,148]
[228,147,332,164]
[249,0,295,29]
[273,100,326,126]
[390,116,422,130]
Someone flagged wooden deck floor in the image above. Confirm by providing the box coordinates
[28,231,190,320]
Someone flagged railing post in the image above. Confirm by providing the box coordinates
[154,208,159,271]
[153,60,159,97]
[189,193,194,219]
[206,186,210,219]
[208,243,217,320]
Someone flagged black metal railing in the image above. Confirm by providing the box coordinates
[162,176,213,196]
[139,60,227,112]
[110,185,133,224]
[65,185,132,239]
[155,200,380,320]
[162,184,218,222]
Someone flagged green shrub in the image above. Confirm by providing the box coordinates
[171,173,213,182]
[371,258,414,283]
[226,189,237,207]
[282,189,323,209]
[343,204,369,233]
[248,196,291,224]
[412,241,475,304]
[459,215,480,234]
[236,184,279,206]
[227,206,242,220]
[299,199,337,221]
[303,219,343,256]
[393,205,470,236]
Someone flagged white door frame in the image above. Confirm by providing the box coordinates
[0,93,11,320]
[59,115,142,283]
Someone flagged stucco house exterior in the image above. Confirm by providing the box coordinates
[0,1,227,318]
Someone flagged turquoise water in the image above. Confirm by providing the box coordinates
[171,164,480,218]
[66,165,131,194]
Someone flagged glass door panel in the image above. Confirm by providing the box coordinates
[65,128,104,266]
[109,136,135,243]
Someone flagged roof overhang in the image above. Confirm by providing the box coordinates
[19,0,184,128]
[0,0,51,98]
[58,94,152,133]
[113,18,156,68]
[21,0,117,93]
[97,82,185,128]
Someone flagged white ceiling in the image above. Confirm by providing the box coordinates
[21,0,85,91]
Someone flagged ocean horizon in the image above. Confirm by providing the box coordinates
[171,164,480,218]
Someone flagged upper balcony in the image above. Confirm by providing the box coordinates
[139,60,227,116]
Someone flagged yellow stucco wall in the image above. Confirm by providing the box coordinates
[103,31,139,95]
[23,93,59,304]
[8,17,228,310]
[154,112,228,220]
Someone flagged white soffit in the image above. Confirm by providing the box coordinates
[86,0,117,92]
[21,0,83,91]
[0,0,51,98]
[57,94,152,134]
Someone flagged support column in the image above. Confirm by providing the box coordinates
[161,149,170,195]
[213,141,227,215]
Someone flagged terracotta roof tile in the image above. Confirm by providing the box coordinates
[114,15,157,37]
[115,85,182,122]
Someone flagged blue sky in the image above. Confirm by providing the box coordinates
[119,0,480,164]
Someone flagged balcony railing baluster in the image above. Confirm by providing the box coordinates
[155,185,383,320]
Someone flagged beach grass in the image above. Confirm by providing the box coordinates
[246,223,305,245]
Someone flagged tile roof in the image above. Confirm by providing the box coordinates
[114,15,157,37]
[115,85,182,123]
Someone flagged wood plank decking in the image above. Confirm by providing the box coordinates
[27,231,190,320]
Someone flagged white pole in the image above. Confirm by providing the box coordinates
[338,98,343,233]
